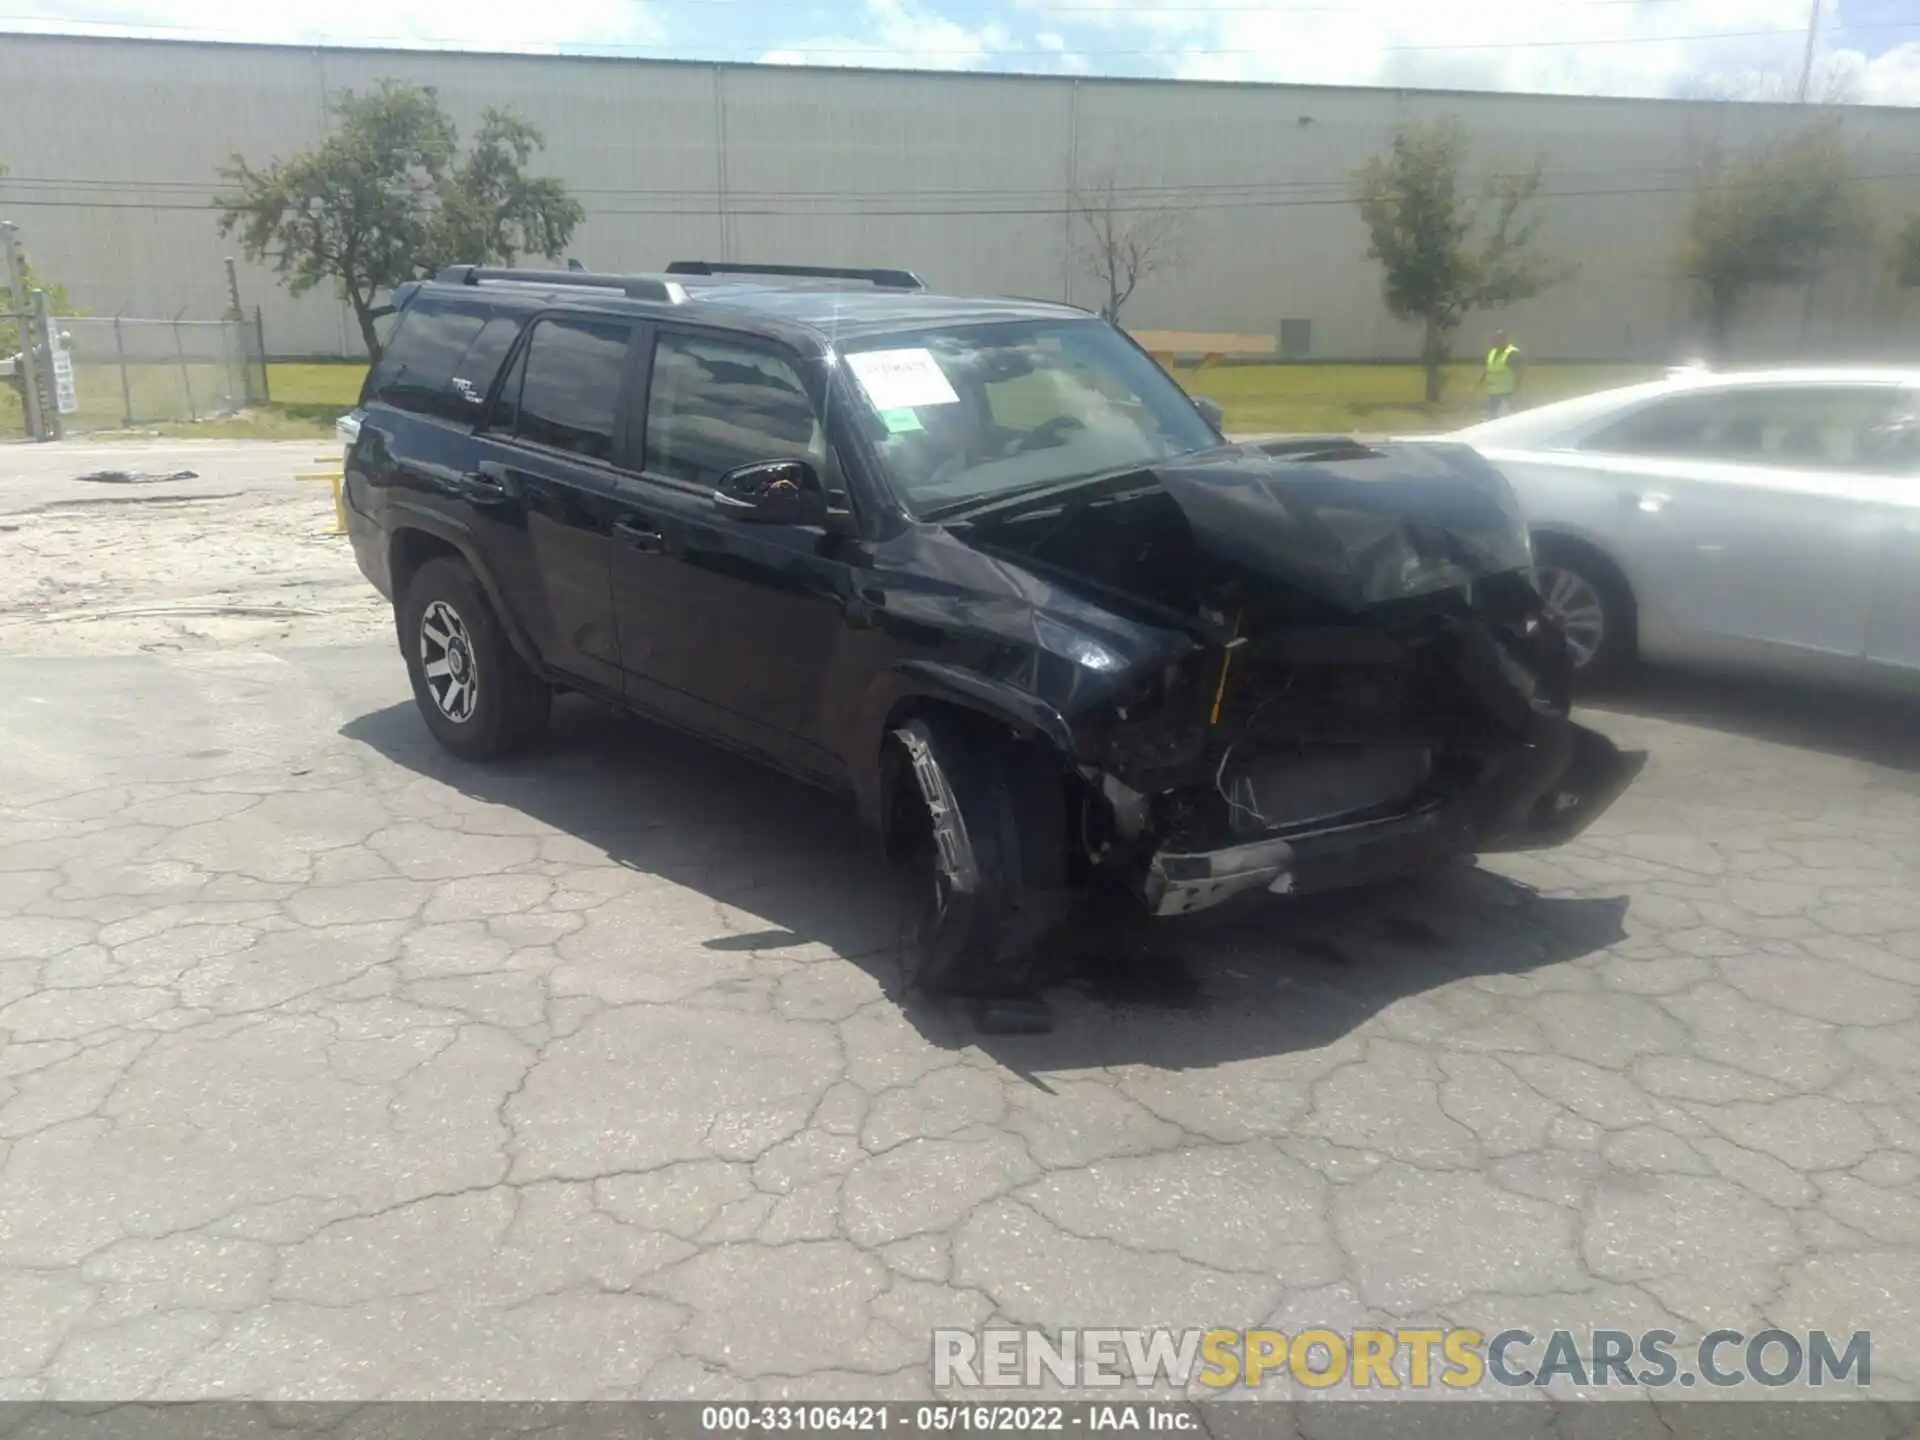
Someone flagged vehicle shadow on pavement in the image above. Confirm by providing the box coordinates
[343,695,1629,1074]
[1587,665,1920,773]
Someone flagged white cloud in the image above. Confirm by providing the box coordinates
[1036,29,1091,74]
[1858,41,1920,104]
[1013,0,1918,104]
[757,0,1015,71]
[4,0,663,52]
[7,0,1915,103]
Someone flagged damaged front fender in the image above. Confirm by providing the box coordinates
[851,659,1085,836]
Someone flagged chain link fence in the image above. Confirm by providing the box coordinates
[42,314,270,434]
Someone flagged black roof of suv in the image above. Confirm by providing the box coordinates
[343,259,1642,1023]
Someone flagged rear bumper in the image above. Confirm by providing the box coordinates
[1141,720,1644,918]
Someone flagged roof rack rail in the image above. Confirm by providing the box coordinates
[435,265,686,304]
[664,261,926,291]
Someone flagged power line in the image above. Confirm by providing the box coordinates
[3,15,1915,57]
[0,155,1867,205]
[6,168,1916,217]
[0,159,1764,198]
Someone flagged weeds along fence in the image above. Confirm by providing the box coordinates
[12,313,269,435]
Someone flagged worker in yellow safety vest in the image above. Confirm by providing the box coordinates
[1480,330,1523,417]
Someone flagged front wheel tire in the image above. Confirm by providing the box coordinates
[1532,543,1633,684]
[890,716,1070,998]
[400,556,551,761]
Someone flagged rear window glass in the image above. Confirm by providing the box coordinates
[365,299,524,423]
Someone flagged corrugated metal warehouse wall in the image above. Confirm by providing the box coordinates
[3,32,1918,361]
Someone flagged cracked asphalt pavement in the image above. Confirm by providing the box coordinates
[3,446,1919,1404]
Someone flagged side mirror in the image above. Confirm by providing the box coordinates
[1192,395,1226,433]
[712,458,830,526]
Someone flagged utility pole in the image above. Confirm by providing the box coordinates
[2,221,47,442]
[1796,0,1821,103]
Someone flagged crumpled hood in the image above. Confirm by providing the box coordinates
[954,439,1533,617]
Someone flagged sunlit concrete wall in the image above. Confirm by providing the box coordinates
[4,32,1917,361]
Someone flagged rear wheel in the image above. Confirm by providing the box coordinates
[889,715,1071,998]
[400,556,551,760]
[1533,540,1633,683]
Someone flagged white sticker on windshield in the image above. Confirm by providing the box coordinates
[846,348,959,410]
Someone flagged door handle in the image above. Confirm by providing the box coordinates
[613,519,666,553]
[462,462,517,504]
[1628,490,1670,513]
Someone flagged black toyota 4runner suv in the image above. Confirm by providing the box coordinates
[345,261,1644,995]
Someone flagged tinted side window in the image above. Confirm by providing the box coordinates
[1581,393,1736,457]
[1583,387,1912,472]
[644,334,825,486]
[513,317,632,462]
[365,300,497,423]
[1722,388,1910,471]
[1861,406,1920,474]
[449,316,525,414]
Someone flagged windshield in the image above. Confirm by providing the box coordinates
[838,318,1220,514]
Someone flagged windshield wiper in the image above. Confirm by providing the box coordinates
[918,465,1155,523]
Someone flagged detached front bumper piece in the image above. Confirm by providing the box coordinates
[1141,721,1645,919]
[1144,804,1472,917]
[1145,835,1295,918]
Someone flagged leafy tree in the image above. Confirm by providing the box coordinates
[1895,213,1920,291]
[1354,120,1565,403]
[1679,124,1871,351]
[216,81,583,363]
[1070,173,1190,325]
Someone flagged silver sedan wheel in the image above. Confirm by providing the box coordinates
[419,599,479,723]
[1534,564,1607,670]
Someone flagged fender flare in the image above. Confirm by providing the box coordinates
[850,660,1079,834]
[387,502,547,676]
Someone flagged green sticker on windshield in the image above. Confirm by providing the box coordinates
[879,407,924,434]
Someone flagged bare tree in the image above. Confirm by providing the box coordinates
[1070,173,1190,325]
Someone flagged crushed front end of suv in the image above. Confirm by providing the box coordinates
[344,262,1647,1005]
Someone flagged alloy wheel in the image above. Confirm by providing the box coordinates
[419,599,479,723]
[1534,564,1607,671]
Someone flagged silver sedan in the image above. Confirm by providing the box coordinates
[1438,367,1920,687]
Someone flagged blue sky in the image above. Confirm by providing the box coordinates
[6,0,1918,102]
